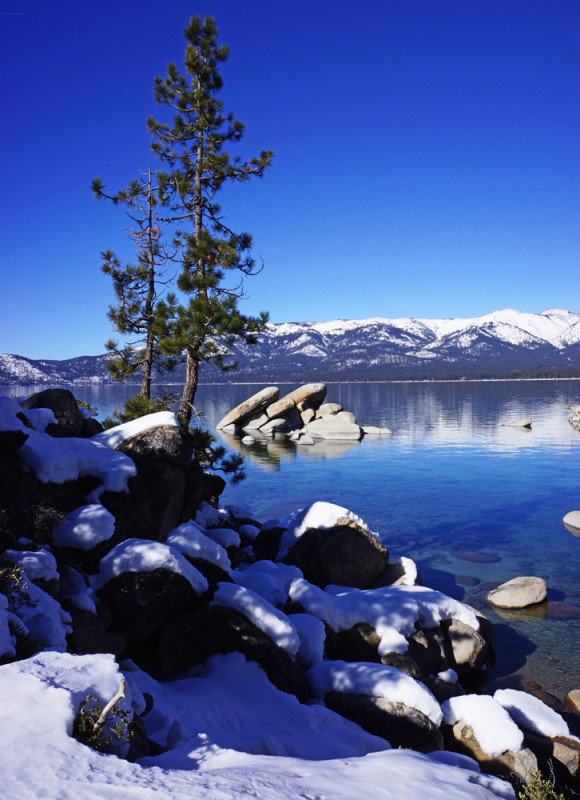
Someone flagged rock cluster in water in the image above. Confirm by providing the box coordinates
[1,388,580,793]
[216,383,392,444]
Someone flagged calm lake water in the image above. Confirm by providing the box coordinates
[4,379,580,699]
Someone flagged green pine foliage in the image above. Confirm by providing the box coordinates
[72,695,132,754]
[517,771,566,800]
[147,15,273,425]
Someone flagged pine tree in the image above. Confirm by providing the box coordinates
[92,166,178,398]
[147,15,273,426]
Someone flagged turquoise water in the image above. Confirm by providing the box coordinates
[4,380,580,698]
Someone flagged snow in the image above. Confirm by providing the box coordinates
[202,526,240,549]
[288,612,326,666]
[60,566,97,614]
[494,688,570,738]
[52,504,115,550]
[0,649,517,800]
[166,521,231,571]
[21,407,57,432]
[0,396,136,498]
[9,574,71,651]
[210,582,300,656]
[390,554,419,585]
[91,411,178,448]
[91,539,209,595]
[290,580,478,655]
[442,695,524,756]
[308,660,443,726]
[278,501,379,559]
[238,523,260,540]
[195,501,231,528]
[4,548,59,582]
[0,592,16,658]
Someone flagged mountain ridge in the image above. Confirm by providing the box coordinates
[2,308,580,385]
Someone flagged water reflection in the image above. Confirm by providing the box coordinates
[217,429,360,470]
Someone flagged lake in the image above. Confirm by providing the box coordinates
[4,379,580,699]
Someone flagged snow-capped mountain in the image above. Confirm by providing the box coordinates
[2,309,580,385]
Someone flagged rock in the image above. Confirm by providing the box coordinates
[324,692,444,753]
[81,417,104,437]
[487,576,548,609]
[362,426,392,436]
[442,618,490,675]
[422,676,465,704]
[563,510,580,533]
[216,386,279,430]
[300,408,316,425]
[445,720,537,782]
[0,430,29,454]
[565,689,580,714]
[260,417,289,433]
[284,517,389,589]
[158,606,309,701]
[296,435,315,446]
[317,403,343,416]
[306,416,363,441]
[568,409,580,432]
[97,568,204,645]
[498,418,532,428]
[114,423,193,467]
[241,412,269,431]
[453,549,501,563]
[265,384,327,421]
[408,626,450,676]
[336,411,357,425]
[325,622,381,664]
[65,604,127,657]
[20,389,83,437]
[253,525,284,562]
[522,730,580,784]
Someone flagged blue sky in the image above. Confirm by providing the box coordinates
[1,0,578,359]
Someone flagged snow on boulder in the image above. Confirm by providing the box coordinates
[494,688,570,738]
[91,538,208,595]
[10,574,71,651]
[290,579,479,656]
[20,407,58,432]
[279,501,380,559]
[91,411,178,449]
[4,548,59,581]
[308,660,443,726]
[203,527,241,549]
[166,521,231,572]
[288,613,327,667]
[442,695,524,756]
[0,396,136,498]
[52,504,115,551]
[210,582,300,656]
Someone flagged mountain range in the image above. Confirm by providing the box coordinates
[2,308,580,385]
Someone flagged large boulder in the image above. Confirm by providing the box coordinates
[283,517,389,589]
[306,415,363,441]
[442,618,491,675]
[99,424,206,546]
[265,383,327,420]
[324,691,444,752]
[445,720,537,783]
[487,576,548,609]
[20,389,83,438]
[216,387,279,430]
[158,605,309,701]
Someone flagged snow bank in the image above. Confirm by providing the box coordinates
[91,411,178,448]
[442,695,524,756]
[91,539,208,595]
[278,501,379,559]
[0,593,16,658]
[211,582,300,656]
[4,548,59,581]
[61,566,97,614]
[21,407,57,432]
[288,613,327,667]
[10,574,71,651]
[309,660,443,726]
[52,504,115,550]
[494,688,570,738]
[290,579,478,655]
[201,526,240,549]
[166,521,231,572]
[233,561,303,608]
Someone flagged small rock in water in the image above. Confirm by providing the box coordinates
[545,601,580,620]
[487,576,548,609]
[455,574,481,587]
[498,418,532,428]
[454,550,501,564]
[565,689,580,715]
[563,510,580,534]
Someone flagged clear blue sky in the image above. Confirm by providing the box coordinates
[1,0,578,359]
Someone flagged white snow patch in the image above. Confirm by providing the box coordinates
[308,660,443,726]
[60,566,97,614]
[91,539,208,595]
[442,695,524,756]
[494,688,570,738]
[279,501,379,559]
[4,548,59,582]
[203,527,241,549]
[10,575,71,651]
[0,593,16,658]
[195,501,231,529]
[166,521,231,572]
[52,504,115,550]
[288,613,326,667]
[21,407,57,432]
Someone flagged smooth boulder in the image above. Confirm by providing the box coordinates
[216,386,279,430]
[487,576,548,609]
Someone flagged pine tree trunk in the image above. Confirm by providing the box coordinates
[177,347,199,427]
[141,169,155,400]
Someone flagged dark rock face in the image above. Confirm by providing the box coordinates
[158,605,309,702]
[407,626,450,676]
[97,568,204,644]
[253,526,284,562]
[0,430,29,454]
[21,389,83,437]
[100,425,206,546]
[324,692,444,753]
[65,604,127,657]
[325,622,381,663]
[284,519,389,589]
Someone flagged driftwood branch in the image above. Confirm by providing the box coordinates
[94,678,126,729]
